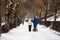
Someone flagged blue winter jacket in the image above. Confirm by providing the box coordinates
[32,17,38,26]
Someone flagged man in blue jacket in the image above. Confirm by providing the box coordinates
[32,17,38,31]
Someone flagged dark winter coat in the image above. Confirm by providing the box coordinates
[32,17,38,26]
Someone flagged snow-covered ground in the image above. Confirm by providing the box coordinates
[0,21,60,40]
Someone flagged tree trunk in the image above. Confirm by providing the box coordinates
[15,2,20,26]
[44,12,47,26]
[5,0,10,32]
[0,11,1,36]
[44,0,48,26]
[0,0,1,35]
[54,13,56,21]
[39,13,42,24]
[5,9,10,32]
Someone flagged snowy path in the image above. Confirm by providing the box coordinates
[0,21,60,40]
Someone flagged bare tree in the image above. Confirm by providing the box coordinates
[14,1,20,26]
[44,0,48,26]
[5,0,13,32]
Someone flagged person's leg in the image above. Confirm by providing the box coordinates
[35,25,38,31]
[34,25,36,31]
[33,25,36,31]
[35,26,37,31]
[29,25,31,31]
[33,25,38,31]
[30,25,31,31]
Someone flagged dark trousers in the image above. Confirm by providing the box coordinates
[29,25,32,31]
[33,25,37,31]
